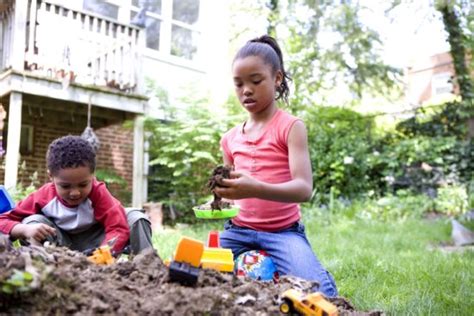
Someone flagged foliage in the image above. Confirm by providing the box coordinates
[95,169,130,204]
[145,97,245,221]
[95,169,127,188]
[8,163,39,202]
[1,270,34,294]
[436,184,469,214]
[435,0,474,107]
[304,105,376,203]
[374,102,474,195]
[280,0,402,107]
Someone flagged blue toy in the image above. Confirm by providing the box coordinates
[0,185,15,214]
[234,250,279,282]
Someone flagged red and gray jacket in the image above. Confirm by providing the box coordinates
[0,179,130,253]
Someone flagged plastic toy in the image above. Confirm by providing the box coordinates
[279,289,338,316]
[192,206,239,219]
[207,230,220,248]
[168,237,204,285]
[87,245,115,265]
[168,236,235,285]
[234,250,279,282]
[201,247,234,272]
[0,185,15,214]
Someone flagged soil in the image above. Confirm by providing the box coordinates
[0,242,383,315]
[196,201,232,211]
[207,165,232,210]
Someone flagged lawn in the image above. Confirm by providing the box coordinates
[152,208,474,315]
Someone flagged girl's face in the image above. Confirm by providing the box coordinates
[232,55,282,114]
[49,166,93,207]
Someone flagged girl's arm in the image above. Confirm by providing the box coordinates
[215,121,313,203]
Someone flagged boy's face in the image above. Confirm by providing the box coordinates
[49,166,94,207]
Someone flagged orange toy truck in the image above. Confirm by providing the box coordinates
[87,245,115,265]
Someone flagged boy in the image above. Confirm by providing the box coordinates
[0,135,153,255]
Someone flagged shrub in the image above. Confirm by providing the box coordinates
[145,97,244,222]
[303,105,376,203]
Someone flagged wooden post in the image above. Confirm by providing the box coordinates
[132,115,145,207]
[4,92,22,189]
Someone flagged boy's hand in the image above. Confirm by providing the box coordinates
[214,171,260,200]
[11,223,56,242]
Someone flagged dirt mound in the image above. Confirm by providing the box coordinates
[0,243,382,315]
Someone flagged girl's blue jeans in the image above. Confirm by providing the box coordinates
[220,220,338,297]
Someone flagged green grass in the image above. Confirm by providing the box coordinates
[152,213,474,315]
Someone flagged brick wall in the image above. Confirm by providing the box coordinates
[0,107,134,204]
[95,124,134,203]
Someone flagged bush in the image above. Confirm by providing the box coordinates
[145,97,244,222]
[372,102,474,195]
[304,105,376,203]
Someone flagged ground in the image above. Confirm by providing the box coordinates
[0,242,383,315]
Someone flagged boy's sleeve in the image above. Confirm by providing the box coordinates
[89,180,130,253]
[0,188,45,234]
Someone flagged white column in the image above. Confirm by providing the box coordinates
[4,92,23,189]
[132,115,145,207]
[10,0,28,70]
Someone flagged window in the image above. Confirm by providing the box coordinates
[83,0,201,62]
[131,0,163,51]
[172,0,199,24]
[131,0,201,61]
[83,0,119,20]
[20,125,34,155]
[431,72,454,96]
[170,0,200,60]
[2,125,34,155]
[171,25,198,60]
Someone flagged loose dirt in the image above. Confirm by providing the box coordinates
[207,165,232,210]
[0,242,383,315]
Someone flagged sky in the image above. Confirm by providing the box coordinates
[228,1,450,69]
[359,1,450,68]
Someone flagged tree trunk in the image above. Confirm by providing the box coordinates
[437,2,474,103]
[437,1,474,139]
[267,0,279,37]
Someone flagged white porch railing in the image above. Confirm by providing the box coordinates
[2,0,145,93]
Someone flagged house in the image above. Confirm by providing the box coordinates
[0,0,230,207]
[405,51,458,106]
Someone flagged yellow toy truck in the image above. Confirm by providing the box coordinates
[279,289,338,316]
[168,236,234,285]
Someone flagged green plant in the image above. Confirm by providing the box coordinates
[95,169,130,204]
[436,184,469,215]
[9,170,39,202]
[95,169,127,188]
[145,96,245,222]
[1,270,34,294]
[304,105,376,203]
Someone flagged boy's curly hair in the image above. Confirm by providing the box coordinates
[47,135,96,176]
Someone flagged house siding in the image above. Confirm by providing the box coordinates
[406,52,457,105]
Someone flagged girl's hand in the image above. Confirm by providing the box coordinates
[11,223,56,242]
[213,171,260,200]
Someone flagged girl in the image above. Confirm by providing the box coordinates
[215,35,338,297]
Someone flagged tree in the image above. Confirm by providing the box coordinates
[267,0,402,108]
[436,0,473,104]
